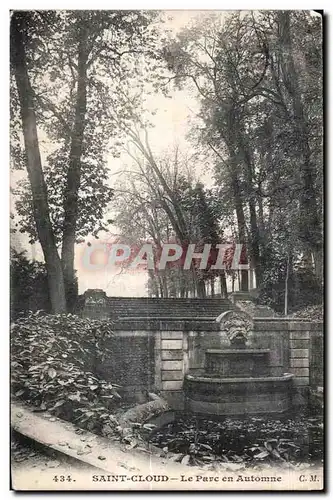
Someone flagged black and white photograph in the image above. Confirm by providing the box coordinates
[10,9,324,491]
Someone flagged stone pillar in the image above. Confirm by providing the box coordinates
[82,289,109,319]
[160,331,184,391]
[154,331,162,391]
[289,323,310,388]
[154,330,186,410]
[249,268,254,290]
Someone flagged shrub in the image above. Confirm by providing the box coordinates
[10,250,51,319]
[11,312,121,434]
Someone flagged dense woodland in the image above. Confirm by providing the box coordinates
[10,10,323,315]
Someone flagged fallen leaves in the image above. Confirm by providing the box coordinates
[150,414,324,468]
[11,312,118,436]
[77,448,92,456]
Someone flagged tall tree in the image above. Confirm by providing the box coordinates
[11,10,161,310]
[10,12,67,312]
[163,10,322,301]
[274,11,323,279]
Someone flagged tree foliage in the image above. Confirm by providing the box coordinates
[11,10,165,311]
[113,138,231,298]
[161,10,323,310]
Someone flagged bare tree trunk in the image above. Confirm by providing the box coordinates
[179,268,186,298]
[191,268,198,297]
[210,276,215,297]
[230,172,249,291]
[284,253,290,316]
[248,200,261,286]
[61,20,88,311]
[161,272,168,298]
[224,110,249,292]
[168,271,177,298]
[11,13,67,313]
[220,272,228,298]
[197,278,206,298]
[148,269,159,297]
[313,248,323,283]
[237,131,262,286]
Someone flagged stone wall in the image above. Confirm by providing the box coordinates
[309,330,324,388]
[98,319,322,409]
[254,319,323,389]
[96,331,155,402]
[79,294,323,408]
[185,319,323,389]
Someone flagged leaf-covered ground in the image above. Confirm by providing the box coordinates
[11,434,92,471]
[11,312,174,453]
[149,414,324,469]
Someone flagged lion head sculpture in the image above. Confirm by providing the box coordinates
[216,310,253,346]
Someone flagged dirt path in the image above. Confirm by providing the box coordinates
[12,434,93,472]
[11,402,323,491]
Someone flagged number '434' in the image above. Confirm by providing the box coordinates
[53,475,73,482]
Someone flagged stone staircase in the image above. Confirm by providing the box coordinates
[107,297,236,320]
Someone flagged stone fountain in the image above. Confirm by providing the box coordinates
[184,310,294,416]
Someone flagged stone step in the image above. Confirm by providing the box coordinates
[106,298,235,319]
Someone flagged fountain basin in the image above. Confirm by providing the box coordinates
[205,349,270,377]
[184,373,294,416]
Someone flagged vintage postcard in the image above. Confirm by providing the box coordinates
[10,9,324,491]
